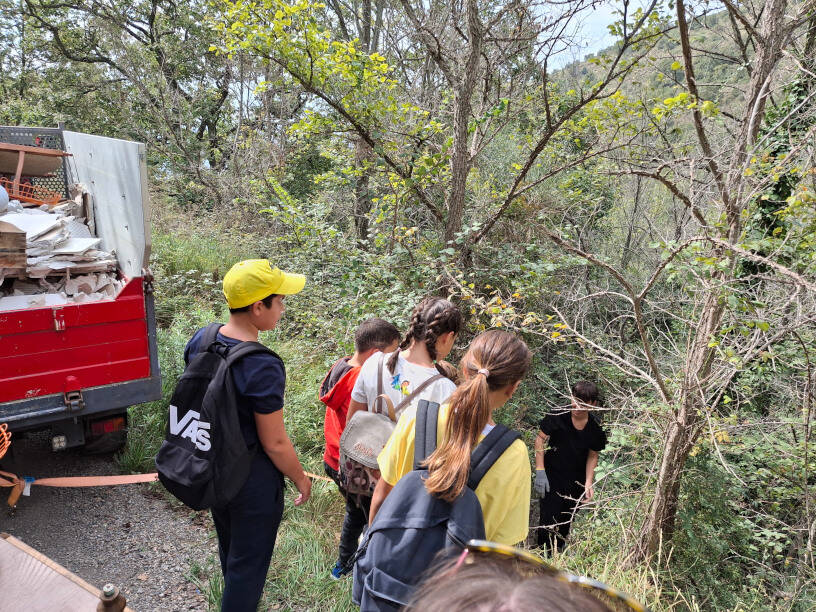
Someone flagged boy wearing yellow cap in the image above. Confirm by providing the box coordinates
[184,259,311,611]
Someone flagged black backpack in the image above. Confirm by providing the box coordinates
[155,323,278,510]
[352,400,521,611]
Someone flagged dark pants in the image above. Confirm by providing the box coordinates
[324,462,371,569]
[212,455,284,611]
[537,486,582,554]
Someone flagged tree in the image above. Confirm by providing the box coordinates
[23,0,237,198]
[213,0,667,255]
[324,0,387,242]
[495,0,816,563]
[629,0,815,561]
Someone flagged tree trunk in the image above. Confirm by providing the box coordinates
[636,416,696,559]
[620,174,643,269]
[443,0,482,245]
[352,1,374,245]
[632,0,794,563]
[634,289,724,560]
[353,137,373,243]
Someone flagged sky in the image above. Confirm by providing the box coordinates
[575,3,621,55]
[550,0,656,67]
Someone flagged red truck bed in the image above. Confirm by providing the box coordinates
[0,277,150,403]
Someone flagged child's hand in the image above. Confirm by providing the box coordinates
[294,474,312,506]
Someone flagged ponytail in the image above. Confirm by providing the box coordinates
[423,330,532,502]
[423,374,491,502]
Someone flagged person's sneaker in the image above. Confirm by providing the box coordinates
[330,562,344,580]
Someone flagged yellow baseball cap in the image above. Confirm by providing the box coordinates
[222,259,306,308]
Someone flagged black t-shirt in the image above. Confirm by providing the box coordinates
[184,327,285,448]
[540,410,607,491]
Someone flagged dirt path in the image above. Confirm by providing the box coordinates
[0,433,216,611]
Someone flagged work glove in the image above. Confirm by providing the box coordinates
[534,469,550,497]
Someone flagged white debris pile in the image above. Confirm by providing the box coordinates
[2,206,116,276]
[0,272,124,312]
[0,186,122,311]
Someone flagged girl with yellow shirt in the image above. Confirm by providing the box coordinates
[369,330,533,545]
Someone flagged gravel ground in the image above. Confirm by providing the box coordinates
[0,432,217,611]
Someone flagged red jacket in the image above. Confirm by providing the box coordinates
[320,357,362,471]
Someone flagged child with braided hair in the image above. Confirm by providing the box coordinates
[346,296,463,424]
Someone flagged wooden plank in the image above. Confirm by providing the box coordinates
[13,149,25,186]
[0,533,134,611]
[0,142,69,176]
[0,220,26,269]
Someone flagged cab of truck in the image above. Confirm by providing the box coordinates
[0,126,161,453]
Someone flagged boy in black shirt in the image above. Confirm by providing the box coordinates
[185,259,312,610]
[535,380,607,553]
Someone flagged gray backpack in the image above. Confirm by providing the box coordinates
[338,353,443,500]
[351,400,521,611]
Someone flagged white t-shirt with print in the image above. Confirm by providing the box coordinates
[350,351,456,417]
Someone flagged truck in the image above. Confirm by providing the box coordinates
[0,125,161,453]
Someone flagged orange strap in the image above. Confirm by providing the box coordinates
[33,473,160,487]
[0,470,158,488]
[1,470,331,487]
[1,469,331,507]
[0,470,21,487]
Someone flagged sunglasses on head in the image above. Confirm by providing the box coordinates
[459,540,649,612]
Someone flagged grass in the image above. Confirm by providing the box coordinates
[189,554,225,610]
[152,231,256,278]
[264,480,354,611]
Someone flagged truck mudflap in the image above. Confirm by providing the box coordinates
[0,277,161,431]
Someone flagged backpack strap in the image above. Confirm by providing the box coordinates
[224,341,275,367]
[200,323,224,351]
[467,425,520,490]
[413,400,440,469]
[374,351,444,422]
[318,356,349,400]
[374,352,386,415]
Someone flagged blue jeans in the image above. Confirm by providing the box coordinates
[212,454,284,611]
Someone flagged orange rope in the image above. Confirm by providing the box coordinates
[0,424,10,461]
